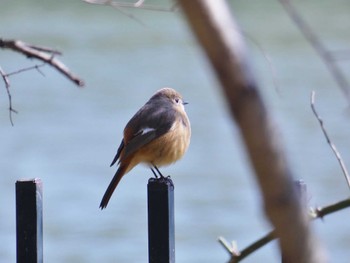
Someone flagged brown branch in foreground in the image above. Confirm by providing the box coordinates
[178,0,325,262]
[221,198,350,262]
[0,38,84,87]
[279,0,350,103]
[310,91,350,190]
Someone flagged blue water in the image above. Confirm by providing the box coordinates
[1,0,350,262]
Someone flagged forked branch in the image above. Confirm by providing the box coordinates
[0,38,84,87]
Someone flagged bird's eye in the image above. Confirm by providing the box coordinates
[174,98,180,104]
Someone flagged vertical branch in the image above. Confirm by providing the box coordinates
[178,1,326,262]
[0,66,17,126]
[310,91,350,190]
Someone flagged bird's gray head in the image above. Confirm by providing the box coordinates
[151,87,188,111]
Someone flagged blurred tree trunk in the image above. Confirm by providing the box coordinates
[178,1,326,262]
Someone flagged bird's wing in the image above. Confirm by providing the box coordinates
[122,128,157,160]
[110,139,124,167]
[110,127,156,166]
[121,102,176,161]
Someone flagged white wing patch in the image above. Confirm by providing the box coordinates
[141,127,156,135]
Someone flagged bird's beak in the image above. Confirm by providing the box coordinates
[183,101,189,105]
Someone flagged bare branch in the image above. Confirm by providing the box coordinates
[24,44,62,56]
[85,0,148,26]
[223,198,350,262]
[5,63,46,77]
[83,0,178,12]
[310,91,350,190]
[0,38,84,87]
[243,32,281,95]
[279,0,350,103]
[0,67,17,126]
[311,198,350,219]
[0,38,84,124]
[83,0,177,26]
[218,236,239,257]
[227,231,275,263]
[221,94,350,261]
[0,64,47,125]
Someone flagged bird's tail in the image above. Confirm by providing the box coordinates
[100,163,128,209]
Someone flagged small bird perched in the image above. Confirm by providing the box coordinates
[100,87,191,209]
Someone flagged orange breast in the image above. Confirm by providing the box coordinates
[127,115,191,169]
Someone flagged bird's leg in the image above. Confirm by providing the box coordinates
[153,165,165,178]
[150,167,159,179]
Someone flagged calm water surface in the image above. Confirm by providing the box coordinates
[1,1,350,262]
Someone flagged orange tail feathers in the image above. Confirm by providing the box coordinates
[100,163,129,209]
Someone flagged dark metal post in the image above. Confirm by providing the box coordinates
[148,177,175,263]
[16,179,43,263]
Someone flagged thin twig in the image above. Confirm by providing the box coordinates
[218,236,241,258]
[83,0,177,27]
[218,236,236,255]
[279,0,350,103]
[83,0,178,12]
[311,198,350,219]
[104,1,148,26]
[5,63,46,77]
[25,44,62,56]
[310,91,350,190]
[0,64,45,125]
[229,231,275,263]
[85,0,148,26]
[0,67,17,126]
[243,32,280,95]
[0,38,84,87]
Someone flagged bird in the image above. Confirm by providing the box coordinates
[100,87,191,209]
